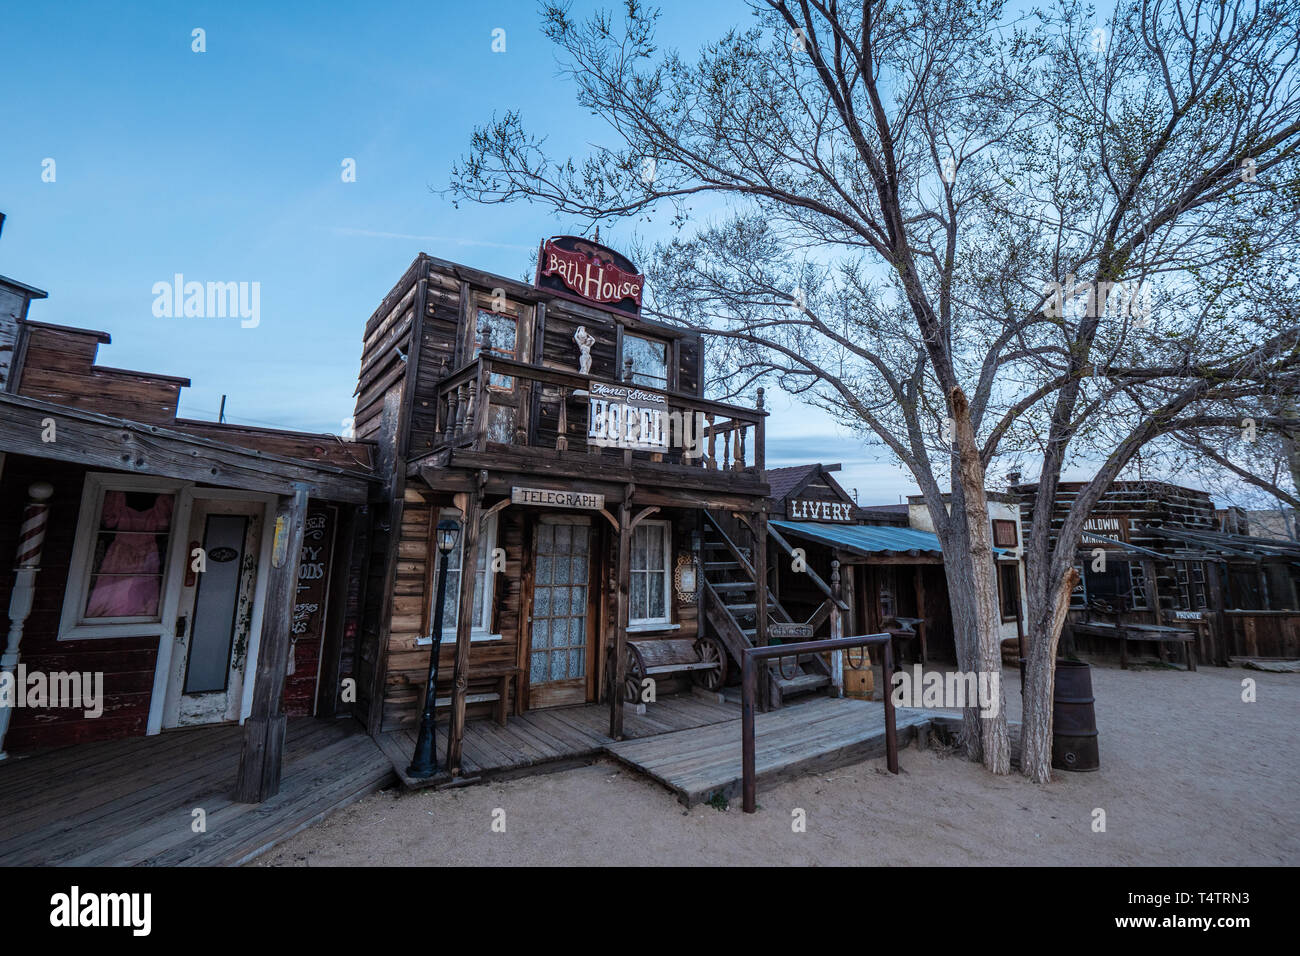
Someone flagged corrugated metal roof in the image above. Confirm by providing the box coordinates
[772,520,1009,557]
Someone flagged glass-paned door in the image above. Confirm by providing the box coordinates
[528,518,591,708]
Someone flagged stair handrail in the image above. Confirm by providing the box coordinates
[741,632,898,814]
[702,510,757,580]
[767,524,849,611]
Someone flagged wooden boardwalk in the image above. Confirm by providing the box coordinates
[0,717,393,866]
[378,692,933,808]
[377,692,742,788]
[606,697,933,806]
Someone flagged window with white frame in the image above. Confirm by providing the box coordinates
[61,474,185,639]
[629,520,671,626]
[431,510,498,641]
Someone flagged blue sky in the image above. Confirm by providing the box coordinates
[1,1,1046,505]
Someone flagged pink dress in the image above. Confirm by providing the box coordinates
[85,491,174,618]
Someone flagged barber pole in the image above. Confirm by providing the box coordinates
[16,496,49,567]
[1,482,55,759]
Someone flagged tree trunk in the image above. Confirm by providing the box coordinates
[949,388,1011,774]
[1020,566,1080,783]
[940,539,984,761]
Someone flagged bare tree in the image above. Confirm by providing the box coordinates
[449,0,1300,779]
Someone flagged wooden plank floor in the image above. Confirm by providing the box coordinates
[377,692,741,788]
[605,697,934,806]
[0,717,394,866]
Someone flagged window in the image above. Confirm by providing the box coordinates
[992,519,1018,549]
[997,563,1020,621]
[622,333,668,390]
[474,308,519,389]
[878,568,897,621]
[430,510,498,641]
[62,475,185,639]
[629,520,671,626]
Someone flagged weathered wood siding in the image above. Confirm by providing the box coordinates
[0,457,159,750]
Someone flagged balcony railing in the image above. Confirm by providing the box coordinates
[431,355,765,475]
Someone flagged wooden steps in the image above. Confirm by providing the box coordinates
[604,697,932,807]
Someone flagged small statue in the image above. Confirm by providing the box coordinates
[574,326,595,375]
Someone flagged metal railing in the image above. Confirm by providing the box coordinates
[740,633,898,813]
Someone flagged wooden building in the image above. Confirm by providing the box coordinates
[349,238,789,775]
[0,272,377,801]
[1012,479,1300,666]
[765,464,1026,674]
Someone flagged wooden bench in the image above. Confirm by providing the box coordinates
[622,636,727,703]
[425,663,522,726]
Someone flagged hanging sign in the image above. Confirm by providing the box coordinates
[535,236,644,317]
[769,623,815,640]
[587,381,669,451]
[511,487,605,510]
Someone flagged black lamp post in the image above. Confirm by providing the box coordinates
[408,518,460,778]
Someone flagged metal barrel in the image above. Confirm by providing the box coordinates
[1051,660,1099,772]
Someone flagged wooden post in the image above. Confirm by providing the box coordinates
[754,508,769,710]
[447,490,484,774]
[609,488,633,739]
[913,564,928,663]
[235,484,309,802]
[830,559,843,696]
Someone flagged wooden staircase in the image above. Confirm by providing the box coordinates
[700,512,833,707]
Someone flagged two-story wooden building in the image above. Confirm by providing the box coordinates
[349,238,783,776]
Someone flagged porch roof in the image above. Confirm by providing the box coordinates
[772,519,1009,558]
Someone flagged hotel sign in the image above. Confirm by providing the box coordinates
[535,236,644,317]
[587,381,669,452]
[511,487,605,510]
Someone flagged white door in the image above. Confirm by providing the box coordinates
[166,498,264,726]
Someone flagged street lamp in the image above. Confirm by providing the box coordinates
[408,518,461,778]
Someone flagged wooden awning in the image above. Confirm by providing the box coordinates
[0,392,375,502]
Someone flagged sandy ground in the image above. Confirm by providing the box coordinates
[256,664,1299,866]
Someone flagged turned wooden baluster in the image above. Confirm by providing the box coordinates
[556,388,569,452]
[706,413,717,470]
[444,385,459,443]
[737,423,747,470]
[463,382,477,438]
[452,384,467,438]
[724,426,733,471]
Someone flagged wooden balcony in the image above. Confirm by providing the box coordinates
[418,355,767,487]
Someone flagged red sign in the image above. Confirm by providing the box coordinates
[536,237,644,314]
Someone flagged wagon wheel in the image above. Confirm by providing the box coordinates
[692,636,728,690]
[623,646,644,703]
